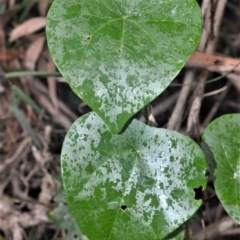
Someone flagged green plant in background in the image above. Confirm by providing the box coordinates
[46,0,240,239]
[202,114,240,224]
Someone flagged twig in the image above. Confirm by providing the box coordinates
[203,85,228,97]
[195,216,236,239]
[0,137,31,173]
[167,71,195,130]
[187,0,227,137]
[227,73,240,92]
[29,78,77,128]
[201,84,229,128]
[153,91,179,117]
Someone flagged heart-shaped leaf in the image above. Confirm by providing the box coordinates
[202,114,240,224]
[61,112,207,239]
[46,0,202,133]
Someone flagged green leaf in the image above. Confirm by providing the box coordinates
[202,114,240,224]
[46,0,202,133]
[61,112,207,240]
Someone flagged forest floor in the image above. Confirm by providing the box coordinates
[0,0,239,240]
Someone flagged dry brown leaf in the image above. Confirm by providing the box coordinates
[8,0,16,9]
[46,57,58,109]
[0,25,5,50]
[0,197,49,240]
[187,51,240,73]
[0,26,22,60]
[0,26,22,61]
[0,0,7,4]
[0,198,23,240]
[0,50,22,61]
[9,17,46,42]
[24,36,45,70]
[38,0,51,16]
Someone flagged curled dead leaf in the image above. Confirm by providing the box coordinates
[24,36,45,70]
[9,17,46,42]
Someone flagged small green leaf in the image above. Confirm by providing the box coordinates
[202,114,240,224]
[61,112,207,240]
[46,0,202,133]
